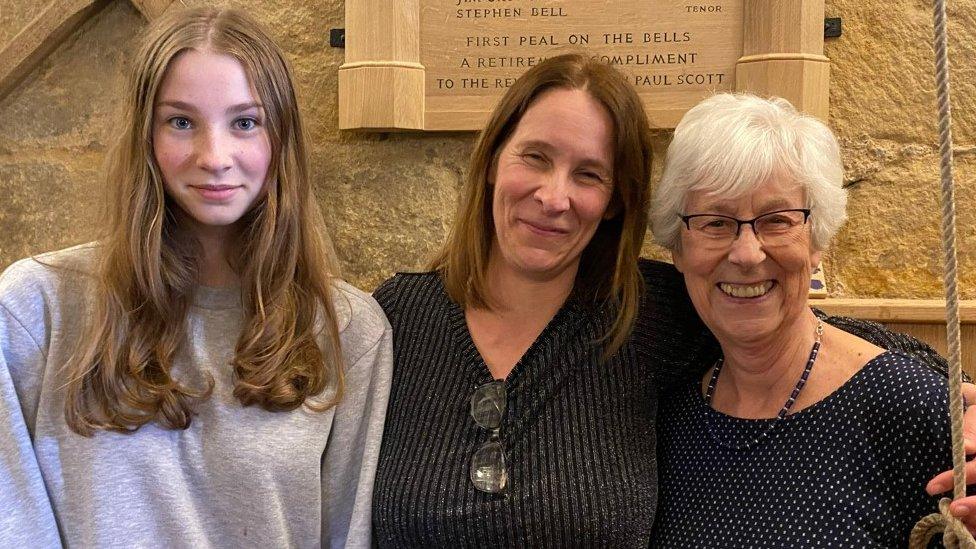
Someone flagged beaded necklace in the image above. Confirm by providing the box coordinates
[705,320,824,451]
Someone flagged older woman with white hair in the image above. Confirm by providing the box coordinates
[650,93,953,547]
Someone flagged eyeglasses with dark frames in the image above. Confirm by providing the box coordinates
[469,380,508,493]
[679,208,811,247]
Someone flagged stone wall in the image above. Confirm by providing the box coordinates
[1,0,973,297]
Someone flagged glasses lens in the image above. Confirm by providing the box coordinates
[471,381,506,429]
[755,210,808,243]
[755,210,806,232]
[470,439,508,493]
[690,215,738,237]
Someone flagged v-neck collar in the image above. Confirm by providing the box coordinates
[443,281,591,383]
[438,275,605,446]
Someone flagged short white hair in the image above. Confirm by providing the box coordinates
[650,93,847,251]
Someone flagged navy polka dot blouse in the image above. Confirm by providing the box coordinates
[653,351,952,548]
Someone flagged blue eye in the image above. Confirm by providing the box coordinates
[168,117,192,130]
[235,117,259,131]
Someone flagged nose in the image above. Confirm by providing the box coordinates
[533,171,571,214]
[726,224,767,267]
[194,128,233,174]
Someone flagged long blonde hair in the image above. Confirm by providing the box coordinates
[64,7,345,435]
[431,53,654,357]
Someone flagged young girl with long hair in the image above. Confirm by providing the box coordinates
[0,8,391,547]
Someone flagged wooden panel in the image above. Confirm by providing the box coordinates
[420,1,740,131]
[0,0,107,102]
[422,87,703,131]
[345,0,420,62]
[339,65,425,130]
[735,57,830,120]
[340,0,830,131]
[742,0,824,56]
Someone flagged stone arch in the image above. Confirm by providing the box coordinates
[0,0,176,100]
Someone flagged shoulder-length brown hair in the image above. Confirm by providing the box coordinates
[63,7,344,436]
[431,53,653,357]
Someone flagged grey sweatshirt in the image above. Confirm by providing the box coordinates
[0,243,393,548]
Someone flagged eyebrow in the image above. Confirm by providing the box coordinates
[154,100,264,114]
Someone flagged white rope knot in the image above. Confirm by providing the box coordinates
[910,498,976,548]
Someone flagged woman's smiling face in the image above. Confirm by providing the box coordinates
[672,179,821,345]
[489,88,615,283]
[152,48,271,238]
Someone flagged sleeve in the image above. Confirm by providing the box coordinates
[320,319,394,549]
[0,305,62,547]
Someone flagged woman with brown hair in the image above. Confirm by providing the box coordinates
[0,8,390,547]
[370,53,976,546]
[371,53,721,546]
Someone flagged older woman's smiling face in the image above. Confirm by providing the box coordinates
[672,179,821,345]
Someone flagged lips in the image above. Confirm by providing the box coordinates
[520,219,569,236]
[190,185,241,201]
[718,280,775,298]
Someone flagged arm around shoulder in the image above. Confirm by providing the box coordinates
[812,309,960,380]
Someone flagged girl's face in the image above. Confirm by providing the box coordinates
[152,49,271,238]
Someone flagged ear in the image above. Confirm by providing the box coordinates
[809,248,823,272]
[671,246,685,273]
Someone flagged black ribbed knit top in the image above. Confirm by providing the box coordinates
[370,259,713,547]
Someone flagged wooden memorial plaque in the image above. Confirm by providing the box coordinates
[339,0,830,131]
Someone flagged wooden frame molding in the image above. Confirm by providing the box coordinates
[0,0,177,102]
[338,0,424,130]
[735,0,830,120]
[815,299,976,324]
